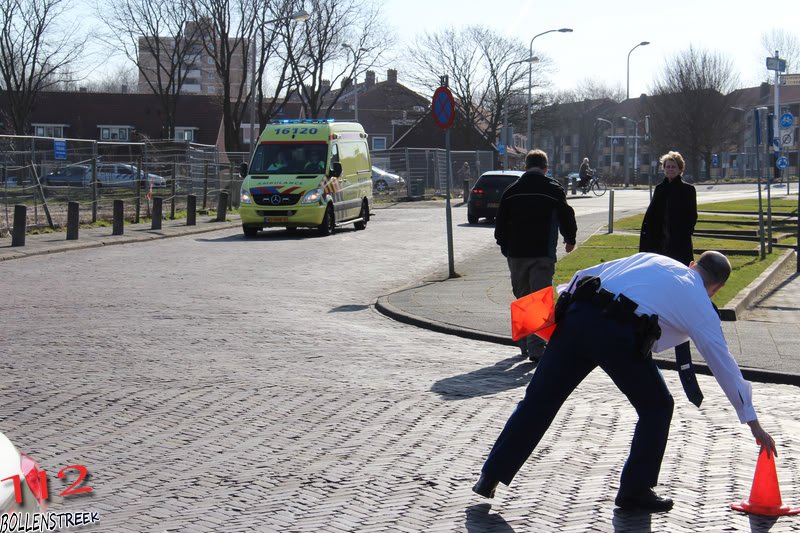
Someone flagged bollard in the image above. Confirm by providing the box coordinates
[607,190,615,233]
[187,195,197,226]
[112,199,124,235]
[151,197,163,230]
[66,202,79,240]
[571,177,577,195]
[463,179,470,202]
[216,192,228,222]
[11,204,26,247]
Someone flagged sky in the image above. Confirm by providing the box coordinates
[74,0,799,96]
[379,0,800,96]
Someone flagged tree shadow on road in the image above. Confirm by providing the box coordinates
[431,353,535,400]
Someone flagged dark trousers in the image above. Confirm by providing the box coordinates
[481,302,674,494]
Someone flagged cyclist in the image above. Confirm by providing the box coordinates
[578,157,594,189]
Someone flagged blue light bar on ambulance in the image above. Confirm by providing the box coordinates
[270,118,336,124]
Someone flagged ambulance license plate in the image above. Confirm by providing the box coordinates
[265,216,288,223]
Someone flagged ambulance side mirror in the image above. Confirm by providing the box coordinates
[238,162,248,178]
[330,162,342,178]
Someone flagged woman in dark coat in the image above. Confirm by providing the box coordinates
[639,151,697,265]
[639,151,700,405]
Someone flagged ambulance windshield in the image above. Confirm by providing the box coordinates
[250,143,328,175]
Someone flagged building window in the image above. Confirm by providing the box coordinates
[372,137,386,150]
[99,127,130,140]
[207,56,214,65]
[33,125,65,138]
[208,85,216,94]
[174,128,196,142]
[208,72,214,80]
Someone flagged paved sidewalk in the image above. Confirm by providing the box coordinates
[0,213,242,261]
[376,214,800,385]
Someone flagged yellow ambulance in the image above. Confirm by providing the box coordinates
[238,119,372,237]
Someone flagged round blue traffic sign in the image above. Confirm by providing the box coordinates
[780,112,794,129]
[432,86,455,129]
[776,156,789,170]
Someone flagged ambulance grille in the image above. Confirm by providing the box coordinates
[252,193,301,206]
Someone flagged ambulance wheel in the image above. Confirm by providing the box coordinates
[243,226,258,238]
[318,205,335,236]
[354,200,369,230]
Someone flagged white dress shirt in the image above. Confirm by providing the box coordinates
[559,252,756,423]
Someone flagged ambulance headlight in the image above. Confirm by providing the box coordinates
[301,188,323,204]
[241,188,252,204]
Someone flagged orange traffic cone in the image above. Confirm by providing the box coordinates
[510,286,556,342]
[731,447,800,516]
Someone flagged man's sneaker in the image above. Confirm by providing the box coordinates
[615,488,673,512]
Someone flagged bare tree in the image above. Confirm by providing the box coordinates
[82,65,140,93]
[252,0,301,131]
[189,0,261,152]
[761,29,800,77]
[646,46,740,179]
[98,0,201,139]
[0,0,86,133]
[286,0,392,119]
[474,27,531,146]
[569,79,624,103]
[406,26,553,148]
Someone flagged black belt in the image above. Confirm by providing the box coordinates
[557,276,702,406]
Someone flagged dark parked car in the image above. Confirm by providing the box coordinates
[42,165,91,187]
[467,170,522,224]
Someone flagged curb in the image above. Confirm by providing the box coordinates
[721,249,797,320]
[375,280,800,387]
[0,217,241,262]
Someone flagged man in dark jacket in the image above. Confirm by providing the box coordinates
[495,149,578,360]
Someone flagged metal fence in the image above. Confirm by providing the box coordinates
[0,135,250,233]
[370,148,495,197]
[1,136,495,235]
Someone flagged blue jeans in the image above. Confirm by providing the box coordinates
[481,301,674,494]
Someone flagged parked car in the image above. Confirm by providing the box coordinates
[95,163,166,188]
[371,166,405,193]
[1,430,46,515]
[42,164,91,187]
[466,170,523,224]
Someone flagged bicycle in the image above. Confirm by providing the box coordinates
[576,173,608,197]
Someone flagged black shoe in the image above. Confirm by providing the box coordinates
[615,488,673,512]
[472,474,498,499]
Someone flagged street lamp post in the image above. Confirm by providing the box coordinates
[596,117,614,178]
[526,28,572,150]
[626,41,650,101]
[249,10,310,159]
[622,116,642,187]
[503,58,537,170]
[342,43,368,122]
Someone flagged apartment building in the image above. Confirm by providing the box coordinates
[137,20,246,97]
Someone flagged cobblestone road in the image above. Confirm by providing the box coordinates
[2,199,800,531]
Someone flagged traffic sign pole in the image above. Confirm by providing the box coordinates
[432,81,457,278]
